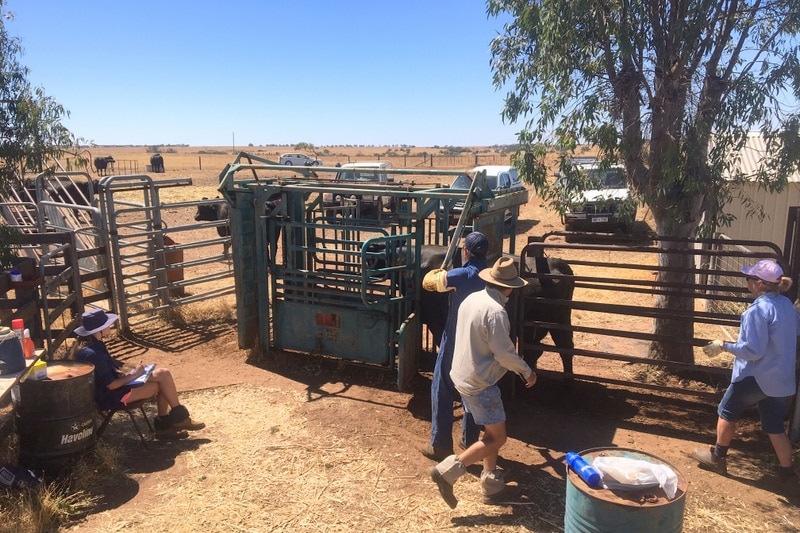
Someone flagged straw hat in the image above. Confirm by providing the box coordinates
[478,257,528,289]
[74,309,119,336]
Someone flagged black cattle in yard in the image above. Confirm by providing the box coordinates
[46,179,100,206]
[413,245,575,377]
[414,245,457,349]
[195,196,283,259]
[94,156,115,176]
[195,199,231,256]
[150,153,164,173]
[518,255,575,378]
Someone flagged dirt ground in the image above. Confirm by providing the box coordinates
[58,156,800,532]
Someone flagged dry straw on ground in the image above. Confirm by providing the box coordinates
[64,383,796,533]
[81,385,561,532]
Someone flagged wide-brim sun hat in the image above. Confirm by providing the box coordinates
[741,259,783,283]
[479,256,528,289]
[74,309,119,336]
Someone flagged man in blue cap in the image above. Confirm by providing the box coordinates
[420,231,489,461]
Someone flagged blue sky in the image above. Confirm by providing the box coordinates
[7,1,522,148]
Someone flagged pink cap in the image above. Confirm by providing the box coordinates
[741,259,783,283]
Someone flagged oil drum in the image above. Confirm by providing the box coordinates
[564,447,687,533]
[13,360,95,475]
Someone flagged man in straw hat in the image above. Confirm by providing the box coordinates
[420,231,488,461]
[430,257,537,508]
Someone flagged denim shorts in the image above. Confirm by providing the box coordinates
[460,385,506,426]
[717,376,790,434]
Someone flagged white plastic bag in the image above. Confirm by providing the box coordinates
[592,456,678,499]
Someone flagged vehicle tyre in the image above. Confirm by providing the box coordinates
[284,161,293,165]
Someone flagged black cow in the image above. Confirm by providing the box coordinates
[195,196,283,259]
[94,156,115,176]
[414,245,457,349]
[150,153,165,173]
[46,179,99,206]
[415,246,575,376]
[195,199,231,256]
[518,255,575,377]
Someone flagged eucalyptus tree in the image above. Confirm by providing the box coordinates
[488,0,800,363]
[0,2,81,265]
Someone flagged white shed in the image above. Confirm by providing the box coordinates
[718,132,800,250]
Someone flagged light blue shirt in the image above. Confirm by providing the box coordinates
[724,292,800,397]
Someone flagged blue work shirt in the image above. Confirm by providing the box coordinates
[75,339,129,410]
[724,292,800,397]
[439,257,488,357]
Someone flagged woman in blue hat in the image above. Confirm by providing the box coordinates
[71,308,204,439]
[692,259,799,482]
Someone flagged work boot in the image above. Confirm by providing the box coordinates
[167,405,206,431]
[420,444,454,462]
[431,454,466,509]
[692,447,727,474]
[480,469,506,499]
[153,415,171,432]
[155,427,189,440]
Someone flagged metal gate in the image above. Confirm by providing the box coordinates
[516,232,788,401]
[219,154,529,390]
[99,175,236,330]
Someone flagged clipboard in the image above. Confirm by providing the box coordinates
[129,363,155,387]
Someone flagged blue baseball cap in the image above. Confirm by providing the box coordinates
[464,232,489,258]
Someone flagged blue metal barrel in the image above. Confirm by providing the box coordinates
[564,447,687,533]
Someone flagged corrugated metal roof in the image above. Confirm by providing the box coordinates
[726,131,800,183]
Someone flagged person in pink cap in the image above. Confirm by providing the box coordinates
[70,308,204,439]
[692,259,800,483]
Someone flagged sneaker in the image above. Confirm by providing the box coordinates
[420,444,454,462]
[430,466,458,509]
[155,427,189,440]
[172,417,205,431]
[691,447,727,474]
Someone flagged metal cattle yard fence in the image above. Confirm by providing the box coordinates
[0,170,238,355]
[515,232,790,402]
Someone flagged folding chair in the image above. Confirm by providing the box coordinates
[95,399,154,449]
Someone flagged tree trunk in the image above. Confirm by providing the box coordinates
[648,211,698,365]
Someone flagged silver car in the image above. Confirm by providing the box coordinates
[279,153,323,166]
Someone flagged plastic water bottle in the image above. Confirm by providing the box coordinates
[566,452,602,488]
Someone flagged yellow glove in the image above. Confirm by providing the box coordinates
[702,340,725,357]
[422,268,448,292]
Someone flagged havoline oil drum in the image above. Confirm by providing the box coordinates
[13,361,95,475]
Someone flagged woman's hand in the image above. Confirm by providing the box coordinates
[129,363,146,379]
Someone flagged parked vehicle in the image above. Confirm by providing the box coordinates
[555,158,637,232]
[322,161,395,219]
[279,153,323,166]
[441,165,523,225]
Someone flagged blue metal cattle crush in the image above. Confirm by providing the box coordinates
[218,152,529,390]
